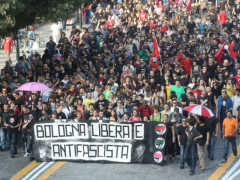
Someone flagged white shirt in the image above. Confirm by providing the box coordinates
[51,24,60,36]
[232,95,240,116]
[62,107,71,119]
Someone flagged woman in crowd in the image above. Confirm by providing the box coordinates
[129,109,141,122]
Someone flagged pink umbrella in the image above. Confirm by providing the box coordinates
[17,82,50,91]
[184,104,214,118]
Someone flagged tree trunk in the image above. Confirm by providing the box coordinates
[79,7,82,30]
[16,31,20,61]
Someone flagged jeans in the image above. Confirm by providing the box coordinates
[207,132,216,159]
[85,10,90,24]
[61,19,67,30]
[27,40,34,52]
[4,51,10,61]
[27,134,34,158]
[223,137,237,160]
[7,131,17,156]
[175,134,180,156]
[184,144,198,173]
[197,144,207,167]
[0,127,10,149]
[180,145,186,166]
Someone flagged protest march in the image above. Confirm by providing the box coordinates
[1,0,240,177]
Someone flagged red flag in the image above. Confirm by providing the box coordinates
[186,0,192,11]
[215,42,226,63]
[152,35,160,58]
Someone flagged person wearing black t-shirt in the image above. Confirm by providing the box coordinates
[196,116,210,171]
[185,118,203,176]
[22,113,35,160]
[205,117,219,160]
[206,86,217,111]
[0,104,10,151]
[162,114,175,166]
[4,110,19,158]
[13,92,24,111]
[56,106,67,119]
[201,66,210,86]
[178,117,188,169]
[198,90,210,108]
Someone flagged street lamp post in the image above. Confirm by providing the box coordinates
[79,4,84,30]
[16,31,20,61]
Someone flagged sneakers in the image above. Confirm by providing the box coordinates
[180,165,184,169]
[221,159,227,163]
[201,166,206,171]
[169,157,173,163]
[24,153,29,157]
[176,155,180,159]
[189,171,194,176]
[161,160,167,166]
[10,155,14,158]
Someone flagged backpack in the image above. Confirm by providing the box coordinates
[151,113,162,122]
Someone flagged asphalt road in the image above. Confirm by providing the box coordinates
[1,134,240,180]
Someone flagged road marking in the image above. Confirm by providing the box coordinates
[208,144,240,180]
[10,160,39,180]
[36,161,66,180]
[21,162,47,180]
[221,158,240,180]
[228,168,240,180]
[28,161,55,180]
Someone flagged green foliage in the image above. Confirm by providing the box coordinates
[0,0,92,35]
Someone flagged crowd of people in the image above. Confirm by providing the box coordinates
[1,0,240,176]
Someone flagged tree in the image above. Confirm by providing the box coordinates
[0,0,92,36]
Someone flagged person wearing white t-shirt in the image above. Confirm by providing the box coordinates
[51,22,61,43]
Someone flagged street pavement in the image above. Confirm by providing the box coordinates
[0,22,75,69]
[1,133,240,180]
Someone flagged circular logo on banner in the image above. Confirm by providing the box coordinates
[10,118,15,123]
[155,124,166,135]
[153,151,163,164]
[155,137,165,149]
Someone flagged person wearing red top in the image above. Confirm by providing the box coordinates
[228,40,238,59]
[2,35,13,61]
[180,53,192,76]
[106,16,115,29]
[139,10,148,21]
[138,100,153,118]
[149,19,158,31]
[160,22,168,33]
[191,84,202,98]
[176,49,184,63]
[218,9,227,26]
[234,69,240,88]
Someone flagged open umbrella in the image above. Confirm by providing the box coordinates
[184,104,214,118]
[17,82,50,91]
